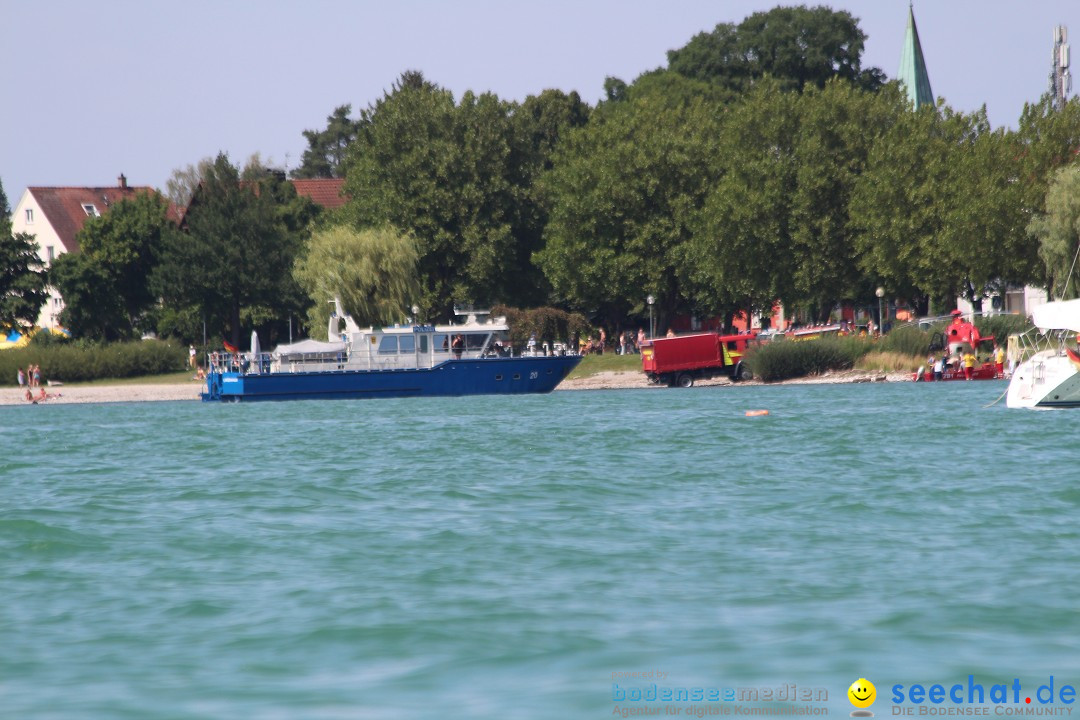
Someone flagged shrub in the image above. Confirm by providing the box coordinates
[491,305,591,350]
[744,336,871,382]
[0,340,185,385]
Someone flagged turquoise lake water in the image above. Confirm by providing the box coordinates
[2,381,1079,719]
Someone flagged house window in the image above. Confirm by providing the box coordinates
[82,203,99,217]
[25,208,33,223]
[47,246,55,263]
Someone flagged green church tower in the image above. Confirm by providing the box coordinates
[898,3,934,108]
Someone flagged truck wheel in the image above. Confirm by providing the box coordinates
[646,373,661,385]
[737,364,753,382]
[677,373,694,388]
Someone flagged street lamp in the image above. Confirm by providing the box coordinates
[647,295,655,338]
[411,304,420,324]
[875,287,885,336]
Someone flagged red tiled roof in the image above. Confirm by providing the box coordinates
[290,178,347,210]
[28,185,165,252]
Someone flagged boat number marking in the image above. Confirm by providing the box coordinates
[529,371,538,380]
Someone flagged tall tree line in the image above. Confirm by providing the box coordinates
[15,4,1080,346]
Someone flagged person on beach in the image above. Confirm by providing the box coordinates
[17,367,25,389]
[33,365,41,387]
[932,355,944,381]
[189,345,197,369]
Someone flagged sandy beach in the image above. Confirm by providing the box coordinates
[2,382,204,406]
[1,369,911,406]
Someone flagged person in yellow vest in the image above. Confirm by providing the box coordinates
[962,349,976,380]
[993,344,1005,379]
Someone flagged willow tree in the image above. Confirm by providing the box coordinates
[1029,166,1080,299]
[293,224,420,339]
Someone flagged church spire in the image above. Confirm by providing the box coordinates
[898,3,934,109]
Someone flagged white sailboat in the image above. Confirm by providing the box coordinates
[1006,299,1080,409]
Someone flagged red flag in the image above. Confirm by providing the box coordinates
[223,340,239,354]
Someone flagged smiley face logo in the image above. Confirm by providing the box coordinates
[848,678,876,709]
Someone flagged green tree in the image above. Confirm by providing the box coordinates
[48,255,123,339]
[667,5,884,95]
[788,80,901,315]
[294,224,421,337]
[51,191,171,340]
[153,153,313,347]
[1029,165,1080,299]
[851,102,1035,311]
[536,74,723,329]
[1017,95,1080,215]
[849,103,956,306]
[686,80,801,320]
[0,177,49,330]
[342,72,581,318]
[293,105,362,179]
[941,123,1035,305]
[165,157,215,210]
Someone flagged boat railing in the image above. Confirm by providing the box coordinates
[210,351,343,375]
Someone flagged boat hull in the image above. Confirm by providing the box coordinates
[912,362,999,382]
[1006,352,1080,409]
[202,355,582,402]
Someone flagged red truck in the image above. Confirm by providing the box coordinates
[641,332,757,387]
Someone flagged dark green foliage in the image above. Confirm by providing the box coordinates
[293,105,362,179]
[0,340,185,385]
[491,304,590,351]
[666,5,884,94]
[879,324,931,356]
[0,231,49,331]
[153,154,313,347]
[342,72,589,318]
[0,177,50,330]
[745,336,870,381]
[537,74,723,328]
[51,191,172,341]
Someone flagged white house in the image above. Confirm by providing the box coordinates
[9,174,156,329]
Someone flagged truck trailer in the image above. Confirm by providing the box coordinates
[640,332,757,387]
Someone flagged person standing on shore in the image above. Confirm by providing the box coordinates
[32,365,41,388]
[932,355,944,381]
[189,345,197,369]
[17,367,25,389]
[963,350,976,380]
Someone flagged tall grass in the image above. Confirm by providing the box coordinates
[744,336,872,382]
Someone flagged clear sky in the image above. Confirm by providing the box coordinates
[2,0,1076,203]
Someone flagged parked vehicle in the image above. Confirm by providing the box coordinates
[640,332,757,387]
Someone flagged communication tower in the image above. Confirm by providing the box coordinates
[1051,25,1071,110]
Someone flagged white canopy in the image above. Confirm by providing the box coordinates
[273,338,347,355]
[1031,299,1080,333]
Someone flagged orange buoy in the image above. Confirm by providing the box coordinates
[745,409,770,417]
